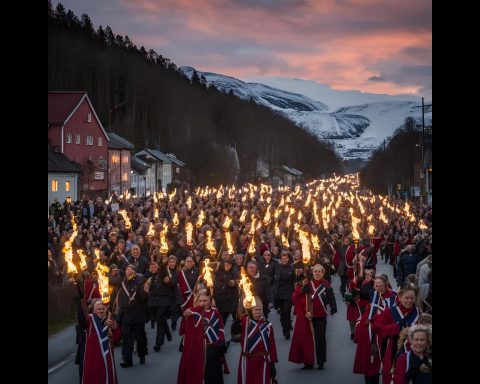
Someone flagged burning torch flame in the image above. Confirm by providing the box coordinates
[299,229,311,264]
[168,188,177,200]
[206,230,216,255]
[239,209,248,223]
[202,258,214,288]
[118,209,131,230]
[311,234,320,251]
[196,210,205,228]
[225,231,234,254]
[77,250,88,271]
[185,223,193,246]
[247,237,256,254]
[239,267,256,309]
[281,233,289,248]
[96,262,110,303]
[368,224,375,236]
[222,216,232,231]
[186,196,192,210]
[173,212,179,227]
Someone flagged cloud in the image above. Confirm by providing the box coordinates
[51,0,432,96]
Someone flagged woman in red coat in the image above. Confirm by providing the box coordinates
[373,285,420,384]
[353,274,397,384]
[346,269,375,341]
[393,324,432,384]
[288,264,337,370]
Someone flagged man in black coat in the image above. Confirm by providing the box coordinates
[273,251,295,339]
[128,245,150,275]
[118,265,148,367]
[246,261,269,319]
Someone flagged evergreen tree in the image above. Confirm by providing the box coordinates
[124,35,134,50]
[105,26,115,46]
[48,0,53,18]
[115,34,125,48]
[55,3,66,21]
[200,74,207,88]
[191,70,201,84]
[139,46,148,58]
[81,13,95,36]
[97,26,106,44]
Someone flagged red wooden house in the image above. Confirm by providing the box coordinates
[48,92,109,194]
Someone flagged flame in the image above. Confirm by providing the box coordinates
[379,207,388,224]
[147,222,155,237]
[313,201,320,225]
[418,220,428,230]
[368,224,375,235]
[173,212,179,227]
[351,214,361,240]
[247,237,256,254]
[196,210,205,228]
[263,205,272,225]
[298,229,311,264]
[225,231,234,254]
[206,230,216,255]
[153,193,158,204]
[186,196,192,210]
[185,223,193,246]
[94,248,100,259]
[304,192,311,208]
[222,216,232,231]
[160,226,169,254]
[168,188,177,200]
[118,209,131,230]
[274,222,280,237]
[62,220,78,274]
[239,209,248,223]
[202,258,214,288]
[154,208,159,219]
[249,216,257,235]
[297,210,303,222]
[281,233,289,247]
[77,250,88,271]
[311,234,320,251]
[239,267,256,309]
[96,262,110,303]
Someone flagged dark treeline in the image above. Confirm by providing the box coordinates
[48,1,343,185]
[360,117,428,194]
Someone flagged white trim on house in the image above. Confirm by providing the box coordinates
[63,93,110,141]
[61,125,64,153]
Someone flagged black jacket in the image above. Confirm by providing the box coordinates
[118,275,148,324]
[273,264,295,300]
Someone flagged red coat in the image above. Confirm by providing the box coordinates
[374,305,420,384]
[82,314,118,384]
[177,306,225,384]
[238,315,278,384]
[346,279,369,322]
[178,270,195,309]
[288,284,315,365]
[353,289,397,377]
[372,235,384,254]
[393,350,432,384]
[333,245,355,279]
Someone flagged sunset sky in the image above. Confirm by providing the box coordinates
[52,0,432,97]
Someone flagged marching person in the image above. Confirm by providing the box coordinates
[393,324,432,384]
[237,298,278,384]
[178,291,229,384]
[289,264,337,370]
[353,274,397,384]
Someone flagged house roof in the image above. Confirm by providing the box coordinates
[131,156,148,174]
[282,165,303,176]
[48,150,82,173]
[166,153,186,167]
[48,92,109,140]
[48,92,86,124]
[135,148,173,164]
[107,132,134,150]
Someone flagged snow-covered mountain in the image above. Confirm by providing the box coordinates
[179,67,432,159]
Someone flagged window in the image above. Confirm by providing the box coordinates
[51,179,58,192]
[122,155,129,164]
[122,172,129,182]
[98,137,103,146]
[87,113,92,122]
[65,181,70,192]
[86,136,93,145]
[66,133,72,143]
[75,134,81,144]
[111,154,119,164]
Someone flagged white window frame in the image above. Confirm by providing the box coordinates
[65,180,70,192]
[86,135,93,145]
[51,179,58,192]
[98,137,103,146]
[76,134,81,144]
[66,133,72,143]
[87,113,92,122]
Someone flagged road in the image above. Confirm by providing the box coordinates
[49,259,396,384]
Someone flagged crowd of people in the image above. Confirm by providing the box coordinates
[48,175,432,384]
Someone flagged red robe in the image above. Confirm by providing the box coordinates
[374,304,420,384]
[238,315,278,384]
[333,244,355,279]
[372,235,384,255]
[177,306,226,384]
[346,279,365,322]
[178,270,195,310]
[353,289,397,377]
[393,350,432,384]
[289,279,331,365]
[82,314,117,384]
